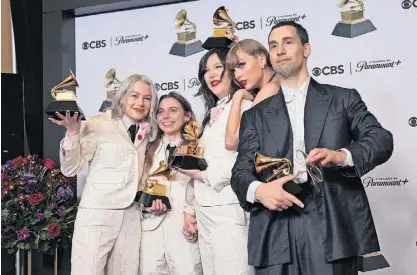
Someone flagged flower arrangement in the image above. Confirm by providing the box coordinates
[1,155,77,255]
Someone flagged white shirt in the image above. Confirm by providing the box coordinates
[246,77,354,203]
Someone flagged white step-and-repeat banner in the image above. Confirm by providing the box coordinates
[75,0,417,274]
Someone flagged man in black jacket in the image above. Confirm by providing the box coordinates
[231,21,393,275]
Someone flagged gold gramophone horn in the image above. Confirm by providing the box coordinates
[213,6,236,27]
[174,9,196,29]
[104,68,121,88]
[51,69,79,92]
[149,160,171,179]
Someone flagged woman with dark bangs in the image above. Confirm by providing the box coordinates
[176,48,255,275]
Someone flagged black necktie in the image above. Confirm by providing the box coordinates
[166,144,177,164]
[128,124,137,143]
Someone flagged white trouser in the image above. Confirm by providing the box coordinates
[195,203,255,275]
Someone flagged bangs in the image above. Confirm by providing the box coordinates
[226,44,241,72]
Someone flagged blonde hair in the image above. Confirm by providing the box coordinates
[111,74,158,142]
[226,39,272,72]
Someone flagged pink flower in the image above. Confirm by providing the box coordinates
[210,106,224,124]
[139,122,151,135]
[17,226,30,241]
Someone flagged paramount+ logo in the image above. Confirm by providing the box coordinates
[82,40,107,50]
[311,65,344,76]
[402,0,417,9]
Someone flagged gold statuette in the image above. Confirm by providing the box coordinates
[99,68,121,112]
[202,6,236,50]
[170,121,208,170]
[169,9,203,57]
[45,70,85,120]
[137,160,172,210]
[332,0,376,38]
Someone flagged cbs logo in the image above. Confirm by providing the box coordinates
[236,20,256,30]
[409,117,417,127]
[312,65,344,76]
[402,0,417,9]
[82,40,107,50]
[154,81,180,91]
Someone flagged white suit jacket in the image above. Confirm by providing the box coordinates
[194,98,252,206]
[142,137,195,231]
[59,110,149,209]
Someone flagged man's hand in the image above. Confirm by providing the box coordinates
[142,199,167,214]
[306,148,346,167]
[254,176,304,211]
[182,213,198,243]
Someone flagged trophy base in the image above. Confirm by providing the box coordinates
[99,100,112,112]
[170,155,208,171]
[45,100,85,120]
[202,37,234,50]
[357,253,390,272]
[169,40,204,57]
[331,19,376,38]
[135,191,172,210]
[283,181,303,196]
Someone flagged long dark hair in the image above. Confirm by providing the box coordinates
[194,48,240,137]
[144,92,196,172]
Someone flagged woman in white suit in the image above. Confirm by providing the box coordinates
[140,92,203,275]
[177,48,255,275]
[49,74,159,275]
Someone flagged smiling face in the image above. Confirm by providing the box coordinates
[157,97,190,136]
[232,50,266,90]
[122,81,152,123]
[203,53,232,99]
[268,25,311,79]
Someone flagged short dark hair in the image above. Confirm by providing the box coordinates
[268,21,309,45]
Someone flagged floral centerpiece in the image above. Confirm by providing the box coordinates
[1,155,78,255]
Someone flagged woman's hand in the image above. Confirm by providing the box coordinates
[142,199,167,214]
[182,213,198,243]
[176,169,203,182]
[48,111,82,136]
[234,89,254,101]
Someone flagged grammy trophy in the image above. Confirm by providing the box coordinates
[45,70,85,120]
[99,68,121,112]
[202,6,236,50]
[254,152,302,196]
[136,160,172,210]
[170,121,208,171]
[331,0,376,38]
[169,9,204,57]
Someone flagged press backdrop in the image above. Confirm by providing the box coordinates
[74,0,417,274]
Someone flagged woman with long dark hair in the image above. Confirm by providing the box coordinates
[177,48,254,275]
[140,92,203,275]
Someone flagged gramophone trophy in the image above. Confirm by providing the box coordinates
[331,0,376,38]
[254,152,302,196]
[99,68,121,112]
[169,9,204,57]
[170,121,208,170]
[357,252,390,272]
[136,160,172,210]
[45,69,85,120]
[202,6,236,50]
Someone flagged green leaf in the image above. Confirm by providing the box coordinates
[61,223,68,229]
[40,231,48,240]
[25,243,30,249]
[42,243,50,252]
[44,210,52,219]
[17,243,25,250]
[49,217,59,223]
[30,218,39,225]
[7,248,15,254]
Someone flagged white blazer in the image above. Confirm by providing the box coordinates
[59,110,149,209]
[194,98,252,206]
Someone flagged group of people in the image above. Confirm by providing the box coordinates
[49,21,394,275]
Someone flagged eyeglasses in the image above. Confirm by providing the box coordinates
[295,150,323,185]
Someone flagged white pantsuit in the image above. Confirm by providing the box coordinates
[140,137,202,275]
[194,97,255,275]
[60,111,149,275]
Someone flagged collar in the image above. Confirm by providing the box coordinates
[162,135,182,148]
[122,115,138,130]
[216,93,231,107]
[281,77,310,103]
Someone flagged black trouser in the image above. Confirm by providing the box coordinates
[255,184,358,275]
